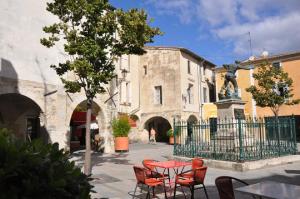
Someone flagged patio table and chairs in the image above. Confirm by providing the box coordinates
[146,160,192,189]
[133,157,209,199]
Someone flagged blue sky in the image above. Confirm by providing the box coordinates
[110,0,300,66]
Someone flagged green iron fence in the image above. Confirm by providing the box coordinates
[173,117,297,162]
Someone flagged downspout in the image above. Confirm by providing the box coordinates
[199,60,205,120]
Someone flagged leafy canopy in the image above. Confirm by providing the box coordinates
[41,0,161,99]
[246,62,300,115]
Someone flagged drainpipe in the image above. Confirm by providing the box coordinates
[199,60,205,120]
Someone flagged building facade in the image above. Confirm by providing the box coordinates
[0,0,116,152]
[0,1,217,151]
[116,47,216,142]
[215,51,300,118]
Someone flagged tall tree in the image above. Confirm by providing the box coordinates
[246,62,300,117]
[41,0,161,175]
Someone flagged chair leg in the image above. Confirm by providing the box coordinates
[152,187,155,197]
[203,184,209,199]
[146,186,150,199]
[173,183,177,199]
[190,186,194,199]
[132,183,138,199]
[181,186,187,199]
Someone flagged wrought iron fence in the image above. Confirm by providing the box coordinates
[173,117,297,162]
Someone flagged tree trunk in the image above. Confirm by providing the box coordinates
[84,97,92,175]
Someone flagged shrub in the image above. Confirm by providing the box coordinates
[112,117,131,137]
[0,130,93,199]
[166,129,174,137]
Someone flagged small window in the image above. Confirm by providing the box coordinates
[154,86,162,105]
[203,66,206,75]
[272,62,281,69]
[187,60,191,74]
[144,65,147,75]
[203,87,207,103]
[187,84,194,104]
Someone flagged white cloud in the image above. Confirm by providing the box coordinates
[146,0,194,24]
[197,0,238,26]
[147,0,300,57]
[216,13,300,55]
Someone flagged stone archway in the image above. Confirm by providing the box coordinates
[0,93,47,142]
[187,115,198,137]
[69,100,103,151]
[144,116,172,142]
[187,115,198,124]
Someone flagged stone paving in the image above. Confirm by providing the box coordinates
[71,143,300,199]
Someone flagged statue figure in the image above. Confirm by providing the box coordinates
[218,61,252,100]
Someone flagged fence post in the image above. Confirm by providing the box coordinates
[292,116,297,154]
[258,118,263,159]
[238,118,244,162]
[276,117,281,156]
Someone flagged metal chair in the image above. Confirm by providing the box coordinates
[174,166,209,199]
[132,166,166,199]
[180,157,204,178]
[215,176,250,199]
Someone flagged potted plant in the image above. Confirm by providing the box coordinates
[167,129,174,145]
[112,116,131,152]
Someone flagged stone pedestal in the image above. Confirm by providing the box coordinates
[215,99,246,120]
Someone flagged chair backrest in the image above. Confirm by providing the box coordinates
[142,159,156,171]
[133,166,146,184]
[215,176,249,199]
[193,166,207,184]
[192,158,204,170]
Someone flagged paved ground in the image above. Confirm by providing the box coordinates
[71,143,300,199]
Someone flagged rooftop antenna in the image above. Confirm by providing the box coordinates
[248,31,253,56]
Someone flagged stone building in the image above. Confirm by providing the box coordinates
[0,1,216,151]
[0,0,116,152]
[116,47,216,142]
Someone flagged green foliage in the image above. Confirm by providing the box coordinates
[167,129,174,137]
[0,133,93,199]
[246,62,300,116]
[112,117,131,137]
[129,114,139,121]
[41,0,162,99]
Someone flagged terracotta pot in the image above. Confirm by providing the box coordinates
[114,137,129,152]
[169,136,174,145]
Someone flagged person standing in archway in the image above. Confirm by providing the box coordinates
[149,127,156,144]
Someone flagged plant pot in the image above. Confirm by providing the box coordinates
[169,136,174,145]
[114,137,129,152]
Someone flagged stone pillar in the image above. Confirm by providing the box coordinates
[215,99,246,120]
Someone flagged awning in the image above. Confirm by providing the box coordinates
[76,121,99,129]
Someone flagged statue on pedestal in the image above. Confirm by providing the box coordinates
[218,61,253,100]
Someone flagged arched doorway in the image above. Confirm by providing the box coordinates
[187,115,198,137]
[144,116,171,143]
[69,100,101,151]
[0,93,45,141]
